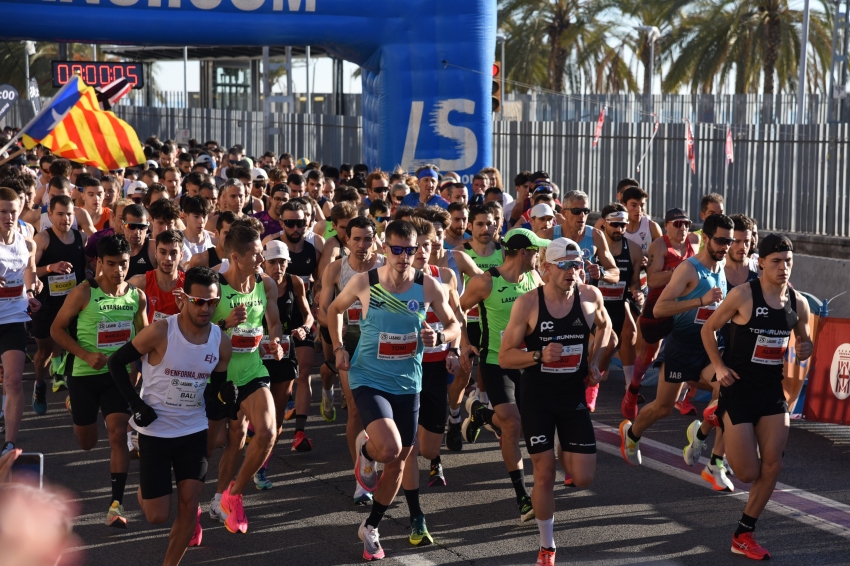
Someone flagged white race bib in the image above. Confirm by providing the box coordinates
[261,334,290,360]
[0,277,24,301]
[164,377,206,410]
[751,335,789,365]
[377,331,418,360]
[541,344,584,374]
[231,327,263,353]
[97,320,133,349]
[598,281,626,301]
[153,310,172,322]
[48,273,76,297]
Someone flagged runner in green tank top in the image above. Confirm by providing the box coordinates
[51,234,148,529]
[459,228,547,523]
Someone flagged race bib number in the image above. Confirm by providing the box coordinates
[694,303,719,325]
[231,327,263,353]
[751,335,789,365]
[541,344,584,374]
[0,277,24,301]
[164,377,206,410]
[639,270,647,289]
[377,331,417,360]
[347,301,362,326]
[48,273,76,297]
[153,311,172,322]
[261,334,290,360]
[467,305,480,323]
[97,320,132,349]
[598,281,626,301]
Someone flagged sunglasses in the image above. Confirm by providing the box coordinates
[253,181,266,187]
[711,236,735,247]
[388,244,419,256]
[372,187,389,193]
[374,216,389,223]
[671,220,691,229]
[568,207,591,216]
[393,195,405,202]
[282,219,307,228]
[607,221,627,228]
[184,295,221,307]
[552,260,584,271]
[40,167,50,174]
[131,197,143,204]
[126,222,148,230]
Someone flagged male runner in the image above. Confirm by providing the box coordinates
[620,214,734,491]
[121,204,155,278]
[253,184,289,240]
[500,238,611,566]
[128,230,185,323]
[399,165,449,209]
[328,220,460,560]
[318,215,385,503]
[701,234,812,560]
[107,267,233,565]
[31,195,87,411]
[693,193,725,250]
[51,234,147,527]
[0,188,40,455]
[189,211,236,270]
[205,179,247,232]
[461,228,547,522]
[725,214,759,290]
[207,224,284,534]
[317,201,356,275]
[443,202,470,249]
[180,196,214,268]
[79,178,111,234]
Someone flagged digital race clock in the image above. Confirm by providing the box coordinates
[52,61,144,89]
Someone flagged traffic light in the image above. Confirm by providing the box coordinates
[492,62,501,113]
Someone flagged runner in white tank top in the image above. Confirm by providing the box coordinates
[623,215,653,254]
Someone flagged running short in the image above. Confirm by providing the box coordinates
[0,322,27,355]
[29,310,57,341]
[419,361,448,435]
[658,336,711,384]
[352,386,419,447]
[607,301,627,336]
[479,362,521,408]
[204,385,230,422]
[467,322,481,349]
[520,378,595,455]
[717,379,788,430]
[639,314,674,344]
[292,329,314,349]
[319,324,332,344]
[231,377,271,421]
[263,357,298,384]
[67,374,131,427]
[138,429,208,499]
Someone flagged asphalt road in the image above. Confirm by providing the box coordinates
[11,358,850,566]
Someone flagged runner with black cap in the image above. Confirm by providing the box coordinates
[700,234,812,560]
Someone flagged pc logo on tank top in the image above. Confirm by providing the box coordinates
[830,344,850,400]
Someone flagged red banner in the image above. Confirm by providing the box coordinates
[685,120,696,173]
[725,125,734,165]
[803,317,850,425]
[592,106,606,148]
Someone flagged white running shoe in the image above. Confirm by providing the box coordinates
[701,461,734,492]
[209,494,229,522]
[619,420,641,466]
[354,431,378,492]
[358,518,385,560]
[353,482,373,506]
[683,419,705,466]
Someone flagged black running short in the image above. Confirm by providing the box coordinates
[479,362,521,408]
[292,331,314,349]
[520,378,596,455]
[67,373,131,427]
[606,301,627,337]
[29,310,57,341]
[0,322,27,355]
[138,429,208,499]
[658,336,710,384]
[467,321,481,349]
[230,377,271,421]
[419,360,448,435]
[263,357,298,384]
[717,379,788,430]
[352,386,419,447]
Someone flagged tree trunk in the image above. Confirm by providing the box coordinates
[762,10,782,94]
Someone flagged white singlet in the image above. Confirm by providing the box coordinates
[623,215,652,254]
[0,231,31,324]
[181,230,215,267]
[135,315,222,438]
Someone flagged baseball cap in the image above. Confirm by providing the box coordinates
[234,158,254,170]
[530,203,555,219]
[545,238,582,263]
[263,240,291,261]
[664,207,689,222]
[758,233,793,258]
[145,159,159,169]
[252,168,269,182]
[503,228,551,250]
[196,154,215,169]
[296,157,311,169]
[128,180,148,195]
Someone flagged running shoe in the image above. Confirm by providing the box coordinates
[189,505,203,547]
[291,430,313,452]
[563,475,575,488]
[65,395,72,414]
[731,531,770,560]
[245,423,255,445]
[621,389,639,421]
[32,381,47,416]
[484,421,502,439]
[358,518,385,561]
[284,399,296,421]
[128,431,140,460]
[427,462,446,487]
[701,461,734,492]
[340,395,347,410]
[518,494,535,522]
[209,495,228,522]
[683,419,705,466]
[220,482,248,534]
[51,378,67,394]
[536,547,556,566]
[724,455,735,477]
[409,514,433,546]
[49,355,62,377]
[461,396,485,444]
[320,393,336,422]
[445,420,463,451]
[354,483,373,506]
[105,500,128,529]
[354,430,378,492]
[619,420,641,466]
[585,383,599,412]
[254,467,273,490]
[1,442,15,457]
[703,403,719,428]
[675,397,697,416]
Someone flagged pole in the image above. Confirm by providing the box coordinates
[24,50,30,100]
[183,46,188,108]
[648,36,654,120]
[305,46,312,114]
[286,46,293,112]
[500,38,505,112]
[797,0,811,124]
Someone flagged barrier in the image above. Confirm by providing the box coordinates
[802,317,850,425]
[0,0,495,180]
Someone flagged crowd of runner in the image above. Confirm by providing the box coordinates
[0,137,812,565]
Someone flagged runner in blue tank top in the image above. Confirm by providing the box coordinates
[620,214,736,493]
[328,220,460,562]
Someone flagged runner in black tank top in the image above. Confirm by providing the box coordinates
[700,234,813,560]
[128,237,154,278]
[207,247,222,269]
[262,273,298,384]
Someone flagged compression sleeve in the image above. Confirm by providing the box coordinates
[107,342,144,408]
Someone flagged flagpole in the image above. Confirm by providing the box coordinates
[0,78,79,156]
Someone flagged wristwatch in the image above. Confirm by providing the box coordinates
[448,347,460,356]
[532,350,543,363]
[217,320,227,330]
[436,331,445,346]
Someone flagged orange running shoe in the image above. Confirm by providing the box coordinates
[536,547,556,566]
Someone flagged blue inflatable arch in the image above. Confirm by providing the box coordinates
[0,0,495,180]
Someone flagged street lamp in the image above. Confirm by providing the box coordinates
[22,41,35,100]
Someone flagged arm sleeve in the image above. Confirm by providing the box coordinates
[107,342,144,408]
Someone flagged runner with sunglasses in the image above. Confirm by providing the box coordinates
[106,267,232,563]
[461,228,547,523]
[621,214,734,492]
[328,220,460,561]
[500,238,612,566]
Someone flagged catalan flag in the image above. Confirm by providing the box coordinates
[21,76,145,170]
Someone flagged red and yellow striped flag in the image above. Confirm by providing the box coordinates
[21,76,145,170]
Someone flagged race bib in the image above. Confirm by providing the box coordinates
[751,335,789,365]
[467,305,480,323]
[164,377,206,410]
[0,277,24,301]
[598,281,626,301]
[541,344,584,374]
[377,331,417,360]
[639,270,647,289]
[423,310,446,354]
[694,303,719,325]
[153,311,172,322]
[261,334,290,360]
[299,275,312,287]
[48,273,76,297]
[97,320,132,349]
[347,301,362,326]
[231,326,263,353]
